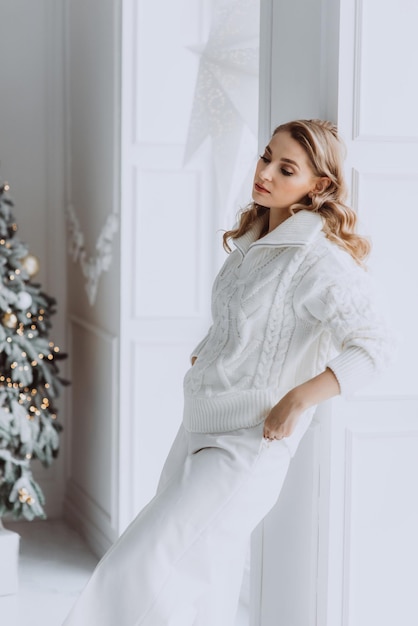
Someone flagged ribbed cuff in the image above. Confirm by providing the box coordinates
[326,346,376,396]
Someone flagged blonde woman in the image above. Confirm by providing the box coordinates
[63,120,391,626]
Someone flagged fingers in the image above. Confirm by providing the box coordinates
[263,429,285,441]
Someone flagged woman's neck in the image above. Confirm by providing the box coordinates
[268,208,292,233]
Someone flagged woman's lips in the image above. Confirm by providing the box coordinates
[254,182,270,193]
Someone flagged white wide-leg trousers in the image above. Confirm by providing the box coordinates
[62,423,291,626]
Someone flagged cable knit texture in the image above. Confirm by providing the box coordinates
[183,210,392,435]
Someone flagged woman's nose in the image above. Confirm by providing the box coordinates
[260,163,273,181]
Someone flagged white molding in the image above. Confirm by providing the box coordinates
[352,0,363,141]
[342,427,418,625]
[131,167,202,320]
[341,427,354,626]
[64,479,114,558]
[353,0,418,143]
[258,0,273,146]
[351,168,360,213]
[352,167,418,220]
[65,316,119,547]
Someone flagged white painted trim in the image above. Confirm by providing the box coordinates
[353,0,418,143]
[258,0,273,147]
[342,426,418,625]
[118,0,136,534]
[64,481,114,559]
[352,0,363,141]
[341,427,354,626]
[64,315,119,548]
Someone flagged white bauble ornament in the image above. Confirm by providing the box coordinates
[16,291,32,310]
[21,254,40,278]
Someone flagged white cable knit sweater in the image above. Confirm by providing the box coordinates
[183,210,391,440]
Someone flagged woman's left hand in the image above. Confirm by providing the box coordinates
[263,390,306,440]
[263,368,341,440]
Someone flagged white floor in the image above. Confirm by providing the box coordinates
[0,520,98,626]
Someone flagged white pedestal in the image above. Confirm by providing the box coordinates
[0,521,20,596]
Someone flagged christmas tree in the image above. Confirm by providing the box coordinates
[0,182,67,521]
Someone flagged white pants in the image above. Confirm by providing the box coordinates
[62,423,291,626]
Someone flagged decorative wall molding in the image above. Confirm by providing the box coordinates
[65,478,114,558]
[353,0,418,142]
[66,204,119,306]
[64,315,119,551]
[342,427,418,625]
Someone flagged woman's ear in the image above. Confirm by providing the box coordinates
[313,177,331,194]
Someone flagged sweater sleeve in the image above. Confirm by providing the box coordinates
[304,268,395,395]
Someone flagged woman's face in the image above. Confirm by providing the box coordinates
[252,130,319,214]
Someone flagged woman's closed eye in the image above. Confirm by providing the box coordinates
[280,168,293,176]
[259,154,270,164]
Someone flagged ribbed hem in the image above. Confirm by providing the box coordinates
[326,346,376,396]
[182,388,281,433]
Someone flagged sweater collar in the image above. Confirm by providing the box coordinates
[232,209,324,255]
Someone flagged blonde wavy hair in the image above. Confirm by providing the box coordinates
[223,119,370,265]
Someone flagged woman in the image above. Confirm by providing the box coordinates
[63,120,390,626]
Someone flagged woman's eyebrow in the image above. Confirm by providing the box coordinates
[265,146,300,170]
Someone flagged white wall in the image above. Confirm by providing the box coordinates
[63,0,122,556]
[0,0,67,518]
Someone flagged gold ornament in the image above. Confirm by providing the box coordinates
[21,254,40,277]
[18,487,34,505]
[2,311,18,329]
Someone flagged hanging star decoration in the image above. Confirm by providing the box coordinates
[184,0,260,202]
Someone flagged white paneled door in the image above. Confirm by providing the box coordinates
[119,0,217,529]
[257,1,418,625]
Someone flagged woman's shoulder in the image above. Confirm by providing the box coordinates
[302,234,368,290]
